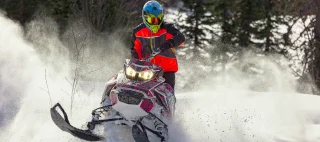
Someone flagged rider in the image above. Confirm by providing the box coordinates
[131,0,185,91]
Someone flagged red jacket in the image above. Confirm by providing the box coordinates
[131,22,185,72]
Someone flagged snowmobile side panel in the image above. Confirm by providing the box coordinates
[50,103,104,141]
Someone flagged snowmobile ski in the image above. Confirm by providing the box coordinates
[132,124,150,142]
[50,103,104,141]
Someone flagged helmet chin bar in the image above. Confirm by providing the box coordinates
[150,25,161,33]
[143,19,163,33]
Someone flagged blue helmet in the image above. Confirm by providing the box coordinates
[142,1,164,33]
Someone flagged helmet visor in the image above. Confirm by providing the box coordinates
[143,14,163,25]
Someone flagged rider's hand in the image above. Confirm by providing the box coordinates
[131,50,139,59]
[159,40,173,52]
[153,46,161,53]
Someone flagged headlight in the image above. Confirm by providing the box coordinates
[125,67,154,81]
[125,67,136,78]
[138,70,154,81]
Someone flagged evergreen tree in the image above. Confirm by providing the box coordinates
[214,0,291,53]
[256,0,290,53]
[177,0,216,53]
[237,0,265,47]
[216,0,265,47]
[214,0,236,45]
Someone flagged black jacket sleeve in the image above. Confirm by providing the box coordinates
[131,24,146,59]
[130,31,139,59]
[163,23,185,48]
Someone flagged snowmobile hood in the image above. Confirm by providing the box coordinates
[117,79,163,96]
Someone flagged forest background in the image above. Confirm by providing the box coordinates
[1,0,319,94]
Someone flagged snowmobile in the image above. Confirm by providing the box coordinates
[50,51,176,142]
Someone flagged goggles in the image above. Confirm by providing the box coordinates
[143,14,163,25]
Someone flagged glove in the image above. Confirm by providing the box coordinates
[158,41,173,52]
[131,50,139,59]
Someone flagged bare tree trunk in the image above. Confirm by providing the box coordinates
[265,12,271,52]
[19,0,24,21]
[310,11,320,93]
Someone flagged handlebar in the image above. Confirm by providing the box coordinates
[145,50,161,62]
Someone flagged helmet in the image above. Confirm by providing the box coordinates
[142,0,164,33]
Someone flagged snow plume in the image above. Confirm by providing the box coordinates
[0,12,43,129]
[172,46,320,142]
[176,47,297,93]
[26,12,128,81]
[0,12,128,141]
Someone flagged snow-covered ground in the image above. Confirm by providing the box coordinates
[1,11,320,142]
[174,91,320,142]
